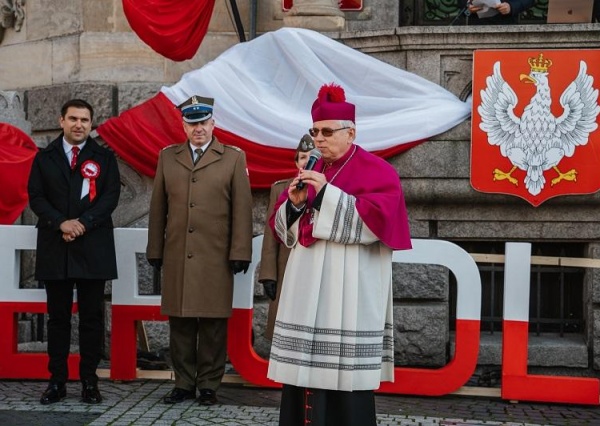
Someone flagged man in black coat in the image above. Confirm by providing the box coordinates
[27,99,121,405]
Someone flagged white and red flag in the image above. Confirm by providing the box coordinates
[97,27,470,188]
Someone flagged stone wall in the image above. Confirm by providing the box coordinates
[0,0,395,92]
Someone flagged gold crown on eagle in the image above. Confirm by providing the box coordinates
[528,53,553,73]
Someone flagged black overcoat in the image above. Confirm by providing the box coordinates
[27,135,121,280]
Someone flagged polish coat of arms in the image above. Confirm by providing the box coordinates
[470,50,600,206]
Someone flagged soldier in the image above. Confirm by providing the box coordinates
[259,134,314,339]
[146,95,253,405]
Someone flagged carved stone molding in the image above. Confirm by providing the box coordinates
[283,0,345,31]
[0,0,25,44]
[286,0,343,16]
[0,90,31,134]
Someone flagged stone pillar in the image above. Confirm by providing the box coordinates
[0,91,31,135]
[283,0,345,32]
[585,243,600,370]
[0,0,26,44]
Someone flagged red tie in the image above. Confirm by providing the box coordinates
[70,146,79,170]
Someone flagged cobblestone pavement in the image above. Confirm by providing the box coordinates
[1,378,599,426]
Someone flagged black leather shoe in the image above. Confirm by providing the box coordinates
[81,381,103,404]
[40,383,66,405]
[163,387,195,404]
[198,388,218,405]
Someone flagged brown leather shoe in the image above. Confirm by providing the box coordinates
[40,383,66,405]
[81,381,103,404]
[198,388,218,405]
[163,387,195,404]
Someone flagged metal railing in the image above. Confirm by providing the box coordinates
[450,242,585,336]
[400,0,550,26]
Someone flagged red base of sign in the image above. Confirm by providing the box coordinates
[502,320,599,405]
[1,305,598,405]
[0,302,80,380]
[111,304,167,380]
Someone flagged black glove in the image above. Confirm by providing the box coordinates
[261,280,277,301]
[147,258,163,269]
[230,260,250,274]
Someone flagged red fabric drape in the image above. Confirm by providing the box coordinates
[122,0,216,61]
[97,93,304,188]
[213,128,299,189]
[215,129,424,188]
[0,123,38,224]
[97,92,186,177]
[97,93,423,189]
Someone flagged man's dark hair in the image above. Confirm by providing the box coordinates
[61,99,94,121]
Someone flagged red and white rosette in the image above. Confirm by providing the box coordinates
[81,160,100,201]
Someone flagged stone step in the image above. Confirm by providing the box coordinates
[452,331,589,368]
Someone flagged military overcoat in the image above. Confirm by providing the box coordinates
[258,178,292,339]
[146,137,253,318]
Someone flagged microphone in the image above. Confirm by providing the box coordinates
[296,148,322,190]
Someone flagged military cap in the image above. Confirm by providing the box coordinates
[177,95,214,123]
[296,134,315,152]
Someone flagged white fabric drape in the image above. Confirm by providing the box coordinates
[162,27,471,152]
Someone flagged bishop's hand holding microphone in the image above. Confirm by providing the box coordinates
[296,148,322,190]
[289,147,326,213]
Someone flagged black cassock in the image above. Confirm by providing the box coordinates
[279,384,377,426]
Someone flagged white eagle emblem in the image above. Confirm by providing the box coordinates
[478,53,600,196]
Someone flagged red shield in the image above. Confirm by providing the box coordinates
[470,49,600,206]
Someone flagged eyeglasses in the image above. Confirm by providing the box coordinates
[309,127,350,137]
